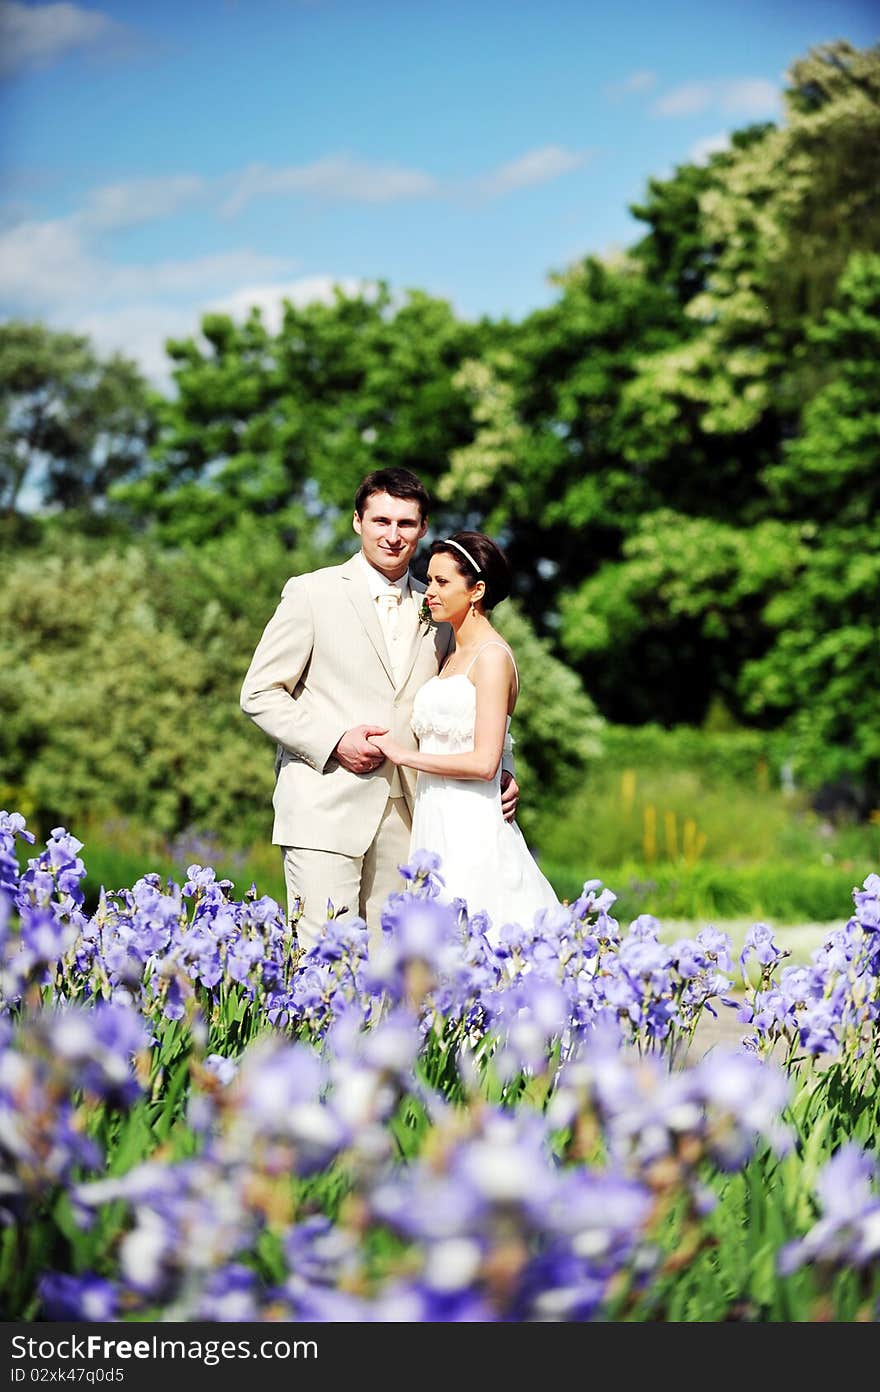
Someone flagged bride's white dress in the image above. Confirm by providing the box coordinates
[409,642,559,943]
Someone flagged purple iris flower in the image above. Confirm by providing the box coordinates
[196,1264,261,1321]
[203,1053,238,1085]
[740,922,789,981]
[40,1000,147,1106]
[283,1215,361,1287]
[18,828,88,907]
[570,880,617,920]
[671,939,707,979]
[812,923,860,975]
[226,939,264,983]
[398,849,445,897]
[797,999,839,1056]
[367,896,460,1001]
[0,810,35,845]
[183,864,231,897]
[38,1271,118,1321]
[852,873,880,934]
[696,927,734,972]
[301,912,368,965]
[628,913,661,939]
[19,905,79,963]
[161,973,189,1021]
[689,1049,792,1169]
[383,1284,497,1323]
[779,1143,880,1274]
[742,986,795,1037]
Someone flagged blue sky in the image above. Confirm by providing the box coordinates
[1,0,877,380]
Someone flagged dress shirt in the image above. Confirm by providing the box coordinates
[357,552,411,678]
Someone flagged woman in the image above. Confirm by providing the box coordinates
[367,531,559,943]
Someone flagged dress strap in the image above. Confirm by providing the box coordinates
[464,640,519,693]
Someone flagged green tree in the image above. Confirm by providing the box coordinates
[491,600,604,836]
[436,255,687,626]
[558,512,800,725]
[0,322,154,518]
[559,249,880,789]
[0,542,266,841]
[739,253,880,798]
[505,42,880,757]
[763,252,880,524]
[115,285,490,546]
[626,41,880,445]
[629,123,774,307]
[739,525,879,803]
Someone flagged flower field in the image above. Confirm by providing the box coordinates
[2,811,879,1323]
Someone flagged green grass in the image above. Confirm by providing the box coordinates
[56,729,880,931]
[539,856,864,926]
[531,744,878,925]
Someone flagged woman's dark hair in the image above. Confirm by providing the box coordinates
[354,467,431,520]
[429,531,511,610]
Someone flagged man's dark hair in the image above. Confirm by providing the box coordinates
[354,467,431,520]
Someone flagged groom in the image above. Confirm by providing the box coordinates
[240,466,519,950]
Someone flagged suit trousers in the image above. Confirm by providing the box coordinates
[282,795,412,953]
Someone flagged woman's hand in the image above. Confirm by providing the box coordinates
[367,731,405,766]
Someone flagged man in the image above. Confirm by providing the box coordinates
[240,467,519,949]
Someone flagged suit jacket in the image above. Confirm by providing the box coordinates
[240,553,455,855]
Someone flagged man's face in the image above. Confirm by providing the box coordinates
[353,490,427,580]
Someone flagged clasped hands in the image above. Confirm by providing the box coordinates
[333,725,519,821]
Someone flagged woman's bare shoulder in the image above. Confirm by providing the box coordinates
[471,639,517,679]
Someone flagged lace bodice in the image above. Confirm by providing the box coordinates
[411,673,513,757]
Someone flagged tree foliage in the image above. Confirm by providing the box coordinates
[112,286,489,546]
[0,322,153,518]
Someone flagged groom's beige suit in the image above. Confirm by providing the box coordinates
[240,552,454,946]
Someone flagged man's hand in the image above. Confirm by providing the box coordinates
[334,725,389,773]
[500,769,519,823]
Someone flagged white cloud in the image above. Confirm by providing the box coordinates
[0,131,593,384]
[74,275,373,385]
[719,78,779,117]
[79,174,207,231]
[474,145,588,198]
[75,302,198,383]
[653,82,714,117]
[0,216,90,305]
[624,70,656,93]
[208,275,372,330]
[0,202,369,382]
[0,214,295,314]
[222,146,588,215]
[0,1,122,75]
[653,76,781,120]
[688,132,730,165]
[131,249,296,298]
[606,69,657,99]
[222,156,439,215]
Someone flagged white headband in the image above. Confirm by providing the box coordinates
[440,538,482,573]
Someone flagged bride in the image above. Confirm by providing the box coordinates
[367,531,559,943]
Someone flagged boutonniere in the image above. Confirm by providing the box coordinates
[418,597,437,633]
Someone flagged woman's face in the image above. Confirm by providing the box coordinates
[424,552,480,622]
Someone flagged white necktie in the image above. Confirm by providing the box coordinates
[377,586,402,650]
